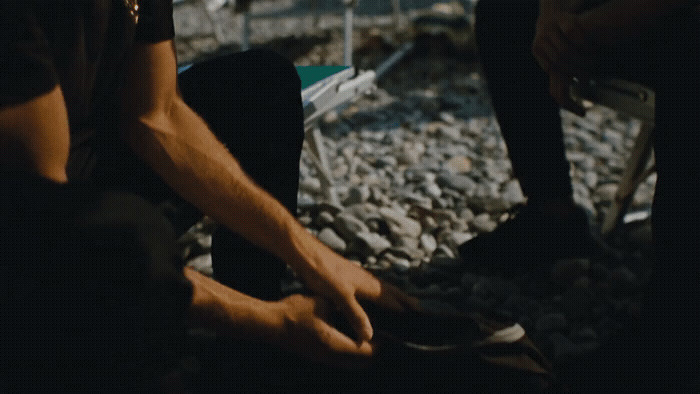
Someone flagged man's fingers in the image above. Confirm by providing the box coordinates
[321,321,375,357]
[352,272,421,313]
[353,268,383,299]
[350,265,411,311]
[315,320,375,369]
[337,294,374,342]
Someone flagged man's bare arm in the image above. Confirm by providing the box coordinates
[120,40,419,344]
[120,41,308,275]
[0,86,69,183]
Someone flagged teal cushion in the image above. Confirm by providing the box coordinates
[296,65,351,89]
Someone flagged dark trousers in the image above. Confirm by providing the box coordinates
[475,0,700,390]
[98,48,305,300]
[178,48,305,300]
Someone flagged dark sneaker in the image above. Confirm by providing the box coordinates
[458,203,610,276]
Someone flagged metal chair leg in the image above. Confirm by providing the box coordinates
[304,125,340,206]
[601,122,655,236]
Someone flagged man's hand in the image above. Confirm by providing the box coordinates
[293,241,421,343]
[186,267,373,368]
[274,294,375,368]
[532,10,593,115]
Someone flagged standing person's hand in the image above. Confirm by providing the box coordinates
[532,10,594,116]
[533,11,591,75]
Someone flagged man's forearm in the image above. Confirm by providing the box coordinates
[184,267,283,341]
[578,0,696,45]
[124,97,318,273]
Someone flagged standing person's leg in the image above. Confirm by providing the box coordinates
[463,0,594,272]
[640,10,700,390]
[177,49,305,300]
[474,0,571,202]
[568,10,700,391]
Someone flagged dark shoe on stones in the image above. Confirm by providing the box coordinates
[458,203,610,277]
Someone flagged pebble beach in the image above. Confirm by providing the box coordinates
[174,0,657,386]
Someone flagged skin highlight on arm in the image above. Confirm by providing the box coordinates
[0,85,69,183]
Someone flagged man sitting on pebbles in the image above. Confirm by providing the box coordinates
[0,0,418,390]
[470,0,698,390]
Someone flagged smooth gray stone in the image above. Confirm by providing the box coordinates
[318,227,347,253]
[471,213,497,233]
[436,172,476,193]
[379,207,422,239]
[424,183,442,199]
[343,185,371,205]
[319,202,344,216]
[299,177,322,194]
[375,155,398,168]
[381,253,411,273]
[395,236,420,251]
[433,243,455,259]
[333,212,370,242]
[349,231,391,258]
[438,124,461,140]
[318,211,336,227]
[501,179,525,205]
[297,194,317,210]
[387,245,425,261]
[420,233,437,255]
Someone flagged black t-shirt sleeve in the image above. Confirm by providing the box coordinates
[0,2,58,108]
[135,0,175,43]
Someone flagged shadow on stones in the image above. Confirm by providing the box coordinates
[335,48,492,135]
[256,31,334,63]
[182,32,333,66]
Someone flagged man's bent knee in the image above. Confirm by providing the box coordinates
[239,48,301,93]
